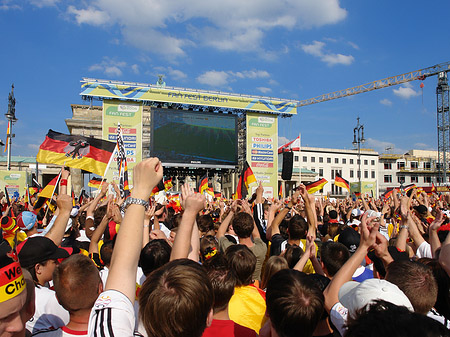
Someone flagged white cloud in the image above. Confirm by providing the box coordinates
[301,40,354,66]
[365,138,405,154]
[168,68,187,81]
[278,136,290,145]
[380,98,392,106]
[393,83,420,99]
[414,143,435,151]
[197,69,272,87]
[257,87,272,94]
[30,0,59,8]
[67,6,110,26]
[0,0,20,10]
[348,41,359,50]
[28,143,40,151]
[65,0,347,56]
[197,71,230,87]
[89,58,127,78]
[131,64,139,74]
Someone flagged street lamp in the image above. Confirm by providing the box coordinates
[5,84,17,171]
[353,117,365,193]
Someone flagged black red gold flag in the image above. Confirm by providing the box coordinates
[305,178,328,194]
[36,130,115,177]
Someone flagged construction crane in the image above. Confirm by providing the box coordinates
[297,61,450,185]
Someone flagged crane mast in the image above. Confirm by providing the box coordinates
[298,61,450,185]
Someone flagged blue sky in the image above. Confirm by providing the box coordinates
[0,0,449,157]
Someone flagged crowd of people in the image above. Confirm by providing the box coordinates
[2,158,450,336]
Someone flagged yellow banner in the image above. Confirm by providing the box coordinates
[82,81,297,115]
[102,100,143,188]
[246,113,278,199]
[0,262,25,303]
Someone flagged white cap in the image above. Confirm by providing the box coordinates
[351,208,364,217]
[365,210,382,218]
[338,279,413,317]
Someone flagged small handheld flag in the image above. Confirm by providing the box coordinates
[334,172,350,191]
[305,178,328,194]
[236,161,257,199]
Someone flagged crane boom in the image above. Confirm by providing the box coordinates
[298,61,450,107]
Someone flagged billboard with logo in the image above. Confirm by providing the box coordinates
[102,100,143,186]
[0,170,27,199]
[246,113,278,198]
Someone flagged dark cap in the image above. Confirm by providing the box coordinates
[338,227,360,254]
[413,205,428,215]
[18,236,69,269]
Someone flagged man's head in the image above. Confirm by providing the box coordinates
[385,260,438,314]
[338,227,360,254]
[53,254,102,313]
[266,269,324,337]
[139,259,213,337]
[287,215,308,240]
[231,212,254,238]
[320,242,350,277]
[18,236,69,285]
[16,211,37,232]
[328,210,338,220]
[197,214,215,237]
[225,244,256,286]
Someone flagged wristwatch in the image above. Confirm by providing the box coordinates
[122,197,149,211]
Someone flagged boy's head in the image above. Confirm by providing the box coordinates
[139,259,213,337]
[225,244,256,286]
[288,215,308,240]
[53,254,102,313]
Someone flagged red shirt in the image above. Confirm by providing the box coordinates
[202,319,257,337]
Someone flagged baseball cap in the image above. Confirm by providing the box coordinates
[18,236,69,269]
[16,211,37,231]
[351,209,364,217]
[339,278,413,317]
[338,227,360,253]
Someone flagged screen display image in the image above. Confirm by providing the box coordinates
[151,109,238,167]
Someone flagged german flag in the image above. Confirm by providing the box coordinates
[29,187,39,196]
[198,175,208,194]
[39,175,61,199]
[334,172,350,191]
[151,180,165,196]
[432,182,436,192]
[88,177,104,189]
[403,184,416,192]
[4,121,10,153]
[382,189,394,200]
[236,161,257,199]
[36,130,115,177]
[164,178,173,191]
[305,178,328,194]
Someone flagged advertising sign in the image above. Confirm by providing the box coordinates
[102,100,143,187]
[82,81,297,115]
[0,170,27,199]
[246,113,278,198]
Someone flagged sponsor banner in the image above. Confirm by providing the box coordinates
[246,112,277,198]
[82,81,297,115]
[0,171,27,197]
[102,100,143,187]
[350,181,377,198]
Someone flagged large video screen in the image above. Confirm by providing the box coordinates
[151,108,238,167]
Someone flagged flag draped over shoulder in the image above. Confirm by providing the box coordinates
[116,124,130,199]
[198,175,208,194]
[36,130,115,177]
[334,172,350,191]
[305,178,328,194]
[236,161,257,199]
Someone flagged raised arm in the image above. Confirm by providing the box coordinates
[170,183,205,261]
[89,197,114,255]
[44,194,72,246]
[298,184,317,240]
[217,200,238,238]
[106,158,163,302]
[323,213,379,313]
[429,210,444,258]
[267,192,299,240]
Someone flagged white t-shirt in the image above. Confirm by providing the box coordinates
[31,326,87,337]
[330,302,348,337]
[27,286,70,334]
[416,241,432,259]
[88,290,143,337]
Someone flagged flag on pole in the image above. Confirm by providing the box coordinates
[88,177,103,189]
[116,124,130,199]
[236,161,257,199]
[198,175,208,194]
[334,172,350,191]
[403,184,416,193]
[305,178,328,194]
[151,180,165,196]
[78,188,85,205]
[39,175,61,199]
[36,129,115,177]
[4,121,10,153]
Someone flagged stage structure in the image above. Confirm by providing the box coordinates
[79,78,298,198]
